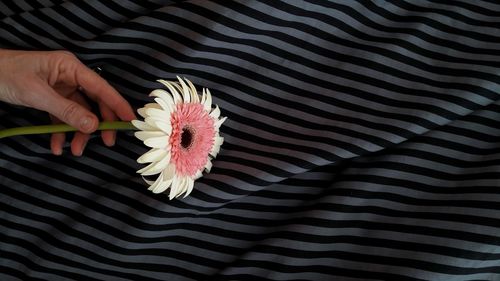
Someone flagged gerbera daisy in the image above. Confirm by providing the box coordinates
[132,77,226,199]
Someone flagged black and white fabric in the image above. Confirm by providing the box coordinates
[1,1,500,280]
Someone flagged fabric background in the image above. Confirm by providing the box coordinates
[0,0,500,280]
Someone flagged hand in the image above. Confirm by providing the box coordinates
[0,49,136,156]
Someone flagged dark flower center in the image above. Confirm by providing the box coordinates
[181,126,194,149]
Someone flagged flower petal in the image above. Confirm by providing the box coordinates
[144,135,170,148]
[210,136,224,157]
[147,173,163,191]
[174,177,187,198]
[186,78,200,103]
[150,89,175,111]
[154,120,172,135]
[137,161,160,175]
[131,120,156,131]
[156,79,173,90]
[209,105,220,119]
[171,82,183,96]
[137,148,167,164]
[214,116,227,129]
[183,178,195,198]
[177,76,191,103]
[203,88,212,112]
[144,116,162,128]
[145,108,168,119]
[204,160,213,173]
[201,88,206,104]
[163,164,176,181]
[142,175,156,186]
[137,103,161,118]
[154,97,173,113]
[135,131,164,141]
[158,79,182,104]
[138,151,171,176]
[169,175,181,200]
[176,176,192,198]
[137,108,148,118]
[152,176,172,194]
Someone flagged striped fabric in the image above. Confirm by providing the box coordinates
[1,0,500,280]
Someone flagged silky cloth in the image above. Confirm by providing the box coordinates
[1,1,500,280]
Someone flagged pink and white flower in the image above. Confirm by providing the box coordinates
[132,77,226,199]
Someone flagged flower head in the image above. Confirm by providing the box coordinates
[132,77,226,199]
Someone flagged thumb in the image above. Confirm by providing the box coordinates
[38,85,98,134]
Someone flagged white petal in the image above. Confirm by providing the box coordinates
[169,175,181,200]
[204,160,213,173]
[147,173,163,191]
[137,148,167,164]
[156,79,171,88]
[137,103,161,118]
[177,176,192,198]
[154,120,172,135]
[214,135,224,147]
[171,82,184,103]
[194,169,203,180]
[209,105,220,119]
[144,116,162,128]
[142,175,156,185]
[137,108,148,118]
[145,108,168,120]
[144,135,170,148]
[146,103,161,109]
[210,136,224,157]
[158,79,182,104]
[134,131,164,141]
[131,120,156,131]
[210,148,220,158]
[162,164,176,181]
[152,177,172,194]
[214,116,227,129]
[171,82,183,96]
[138,151,171,176]
[144,109,171,133]
[150,89,175,111]
[186,78,200,103]
[183,178,195,198]
[137,161,160,175]
[177,76,191,103]
[174,177,188,198]
[154,97,173,113]
[201,88,206,104]
[204,88,212,112]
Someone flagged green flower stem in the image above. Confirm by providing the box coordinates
[0,121,137,139]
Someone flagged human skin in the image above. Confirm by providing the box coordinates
[0,49,135,156]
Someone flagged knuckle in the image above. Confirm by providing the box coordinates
[13,91,29,105]
[61,103,80,122]
[50,50,77,63]
[17,95,31,107]
[56,50,76,58]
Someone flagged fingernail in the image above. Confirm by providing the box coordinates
[80,117,93,132]
[77,143,86,157]
[106,139,115,147]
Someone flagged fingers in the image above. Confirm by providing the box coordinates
[70,92,93,156]
[49,92,93,156]
[72,60,136,148]
[73,62,136,122]
[36,82,99,134]
[71,132,91,157]
[50,115,65,156]
[99,103,117,147]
